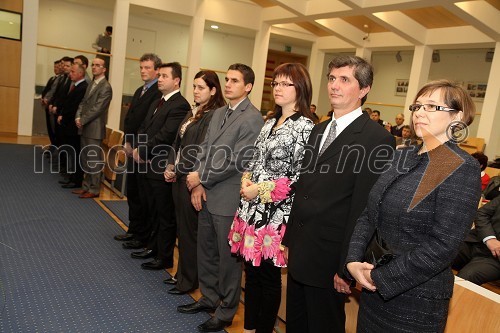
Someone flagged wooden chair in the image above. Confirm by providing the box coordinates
[101,129,126,198]
[459,137,486,154]
[485,167,500,179]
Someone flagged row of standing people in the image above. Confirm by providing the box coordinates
[112,53,481,333]
[41,55,112,198]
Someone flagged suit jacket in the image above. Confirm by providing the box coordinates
[137,91,190,180]
[75,78,113,140]
[395,136,418,146]
[51,74,72,111]
[346,142,481,300]
[168,108,216,176]
[196,98,264,216]
[466,195,500,243]
[123,82,162,146]
[282,112,395,288]
[42,75,57,99]
[59,80,88,136]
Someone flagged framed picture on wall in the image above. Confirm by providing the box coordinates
[466,82,487,101]
[395,79,408,96]
[0,10,22,41]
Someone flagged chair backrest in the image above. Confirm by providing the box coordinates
[459,137,485,154]
[103,126,112,146]
[485,167,500,179]
[103,129,125,181]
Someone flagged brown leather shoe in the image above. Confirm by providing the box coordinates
[79,192,99,199]
[72,189,87,195]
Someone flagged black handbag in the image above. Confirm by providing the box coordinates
[364,228,395,267]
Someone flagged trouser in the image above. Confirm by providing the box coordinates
[244,261,282,333]
[80,137,103,194]
[197,204,242,322]
[125,157,148,239]
[453,241,500,285]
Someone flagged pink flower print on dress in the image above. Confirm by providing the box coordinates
[275,224,287,266]
[255,225,280,263]
[270,177,292,202]
[228,214,246,254]
[241,225,256,262]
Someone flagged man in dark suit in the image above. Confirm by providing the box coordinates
[57,63,89,188]
[41,59,62,150]
[113,53,162,249]
[178,64,263,332]
[282,55,395,333]
[73,57,113,198]
[132,62,190,270]
[453,196,500,285]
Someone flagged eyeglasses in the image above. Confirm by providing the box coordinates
[408,104,457,112]
[270,81,294,88]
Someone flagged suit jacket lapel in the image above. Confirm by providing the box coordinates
[210,99,250,143]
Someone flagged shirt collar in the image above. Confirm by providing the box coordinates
[331,107,363,136]
[162,89,179,102]
[144,78,158,90]
[74,78,85,86]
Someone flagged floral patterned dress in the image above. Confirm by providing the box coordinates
[228,113,313,267]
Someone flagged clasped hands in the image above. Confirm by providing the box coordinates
[240,178,258,201]
[346,262,377,292]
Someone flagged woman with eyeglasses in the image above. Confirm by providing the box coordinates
[228,63,315,333]
[345,80,481,332]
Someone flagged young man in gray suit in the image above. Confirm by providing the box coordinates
[73,57,113,198]
[179,63,264,332]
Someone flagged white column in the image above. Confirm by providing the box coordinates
[309,41,325,107]
[184,1,206,103]
[404,45,433,121]
[18,0,39,135]
[355,48,372,63]
[477,41,500,158]
[250,22,271,110]
[107,0,130,130]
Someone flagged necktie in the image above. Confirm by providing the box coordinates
[319,120,337,156]
[68,83,75,93]
[140,85,148,97]
[221,107,233,128]
[153,98,164,115]
[89,81,98,94]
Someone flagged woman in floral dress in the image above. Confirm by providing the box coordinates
[228,63,315,333]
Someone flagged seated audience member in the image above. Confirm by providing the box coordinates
[362,107,372,116]
[453,196,500,286]
[389,113,405,136]
[263,110,274,121]
[472,152,490,191]
[370,109,384,126]
[395,125,418,149]
[310,104,320,124]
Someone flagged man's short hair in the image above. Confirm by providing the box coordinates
[61,56,74,63]
[327,55,373,105]
[106,26,112,33]
[74,55,89,68]
[159,62,183,85]
[228,63,255,89]
[372,110,380,116]
[140,53,162,70]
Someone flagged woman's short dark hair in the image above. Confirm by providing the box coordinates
[193,70,226,120]
[271,63,314,121]
[327,55,373,105]
[412,79,475,126]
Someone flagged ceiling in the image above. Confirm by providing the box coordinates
[249,0,500,51]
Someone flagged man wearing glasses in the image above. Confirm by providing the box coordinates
[72,58,112,199]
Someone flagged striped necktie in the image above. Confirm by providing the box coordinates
[140,85,148,97]
[221,107,233,128]
[319,120,337,156]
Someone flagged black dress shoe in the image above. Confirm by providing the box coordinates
[167,287,191,295]
[61,183,80,189]
[163,277,177,285]
[122,240,145,249]
[177,301,217,314]
[141,259,167,270]
[131,249,155,259]
[58,179,71,185]
[197,317,232,332]
[114,233,134,241]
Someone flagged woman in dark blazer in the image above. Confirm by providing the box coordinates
[346,80,482,332]
[164,70,226,294]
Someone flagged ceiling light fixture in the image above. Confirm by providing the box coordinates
[210,25,219,30]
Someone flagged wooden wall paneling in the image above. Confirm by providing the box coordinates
[0,86,20,133]
[0,0,22,13]
[0,38,21,87]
